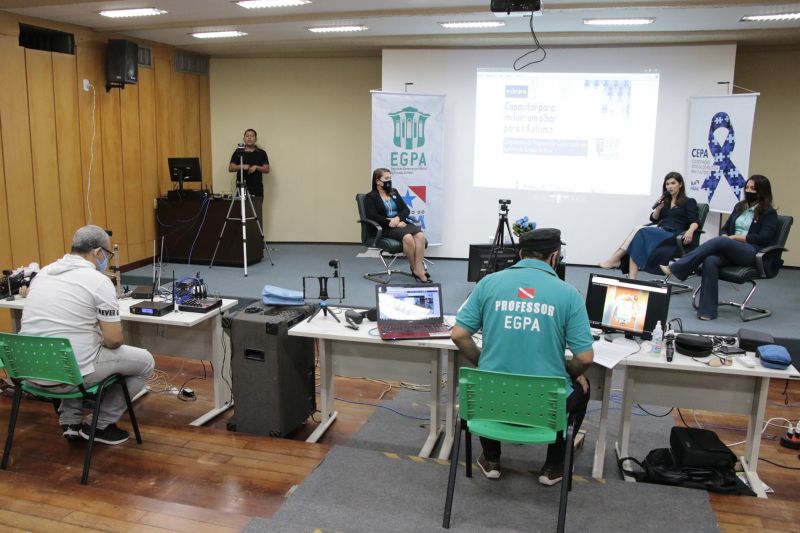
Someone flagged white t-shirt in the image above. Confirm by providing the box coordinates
[20,254,120,375]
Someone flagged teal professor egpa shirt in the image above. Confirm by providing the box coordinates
[455,259,594,396]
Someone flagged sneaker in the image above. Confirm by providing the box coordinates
[477,454,501,480]
[61,424,82,440]
[538,463,565,486]
[79,423,129,445]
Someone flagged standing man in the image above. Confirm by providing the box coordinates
[451,228,594,486]
[20,225,154,445]
[228,128,270,198]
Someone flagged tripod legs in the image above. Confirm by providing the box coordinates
[246,193,274,266]
[210,185,267,276]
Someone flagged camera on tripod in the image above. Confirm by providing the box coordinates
[498,199,511,214]
[303,259,346,323]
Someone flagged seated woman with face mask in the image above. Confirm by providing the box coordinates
[363,167,430,282]
[660,174,779,320]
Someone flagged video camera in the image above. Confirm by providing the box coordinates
[498,199,511,215]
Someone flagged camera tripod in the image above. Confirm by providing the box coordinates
[210,147,274,276]
[487,201,516,275]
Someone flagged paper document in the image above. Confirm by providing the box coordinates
[585,340,636,369]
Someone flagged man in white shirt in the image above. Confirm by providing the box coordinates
[20,225,154,445]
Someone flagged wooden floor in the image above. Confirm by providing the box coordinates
[0,354,799,532]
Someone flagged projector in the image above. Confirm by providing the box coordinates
[491,0,542,16]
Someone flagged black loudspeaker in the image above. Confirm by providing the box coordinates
[228,302,317,437]
[106,39,138,88]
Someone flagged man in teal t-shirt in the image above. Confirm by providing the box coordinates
[451,228,594,486]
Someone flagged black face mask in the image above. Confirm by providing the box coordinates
[744,192,758,204]
[381,180,393,192]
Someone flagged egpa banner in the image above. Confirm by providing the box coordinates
[685,94,758,213]
[371,91,445,245]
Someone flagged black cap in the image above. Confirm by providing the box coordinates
[519,228,564,253]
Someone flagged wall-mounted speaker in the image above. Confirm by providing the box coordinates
[106,39,138,90]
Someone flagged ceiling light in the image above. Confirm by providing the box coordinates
[307,25,367,33]
[740,12,800,22]
[583,18,655,26]
[99,8,167,18]
[236,0,311,8]
[191,31,248,39]
[440,21,506,29]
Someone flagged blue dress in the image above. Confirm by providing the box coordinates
[622,198,699,274]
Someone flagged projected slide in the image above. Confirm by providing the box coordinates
[474,71,660,194]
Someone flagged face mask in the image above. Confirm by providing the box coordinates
[96,249,109,272]
[744,192,758,204]
[382,180,393,192]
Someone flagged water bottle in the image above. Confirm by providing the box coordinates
[650,321,664,354]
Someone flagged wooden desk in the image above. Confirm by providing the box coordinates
[156,196,263,266]
[0,296,238,426]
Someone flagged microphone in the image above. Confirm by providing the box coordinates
[652,191,670,210]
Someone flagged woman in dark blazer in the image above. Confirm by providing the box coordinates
[661,174,778,320]
[364,167,430,282]
[601,172,699,279]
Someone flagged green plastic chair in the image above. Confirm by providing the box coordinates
[442,367,576,533]
[0,332,142,484]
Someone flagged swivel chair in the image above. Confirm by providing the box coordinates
[649,202,710,294]
[356,193,419,284]
[692,215,793,321]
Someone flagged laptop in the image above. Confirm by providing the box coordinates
[376,283,451,340]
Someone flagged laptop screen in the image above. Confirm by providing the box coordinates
[376,283,444,324]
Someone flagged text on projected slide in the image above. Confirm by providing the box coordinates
[474,71,660,194]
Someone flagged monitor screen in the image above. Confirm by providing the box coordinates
[585,274,671,340]
[376,283,443,323]
[467,244,519,282]
[168,157,202,189]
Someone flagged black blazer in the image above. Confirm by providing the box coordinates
[721,204,778,249]
[650,197,699,234]
[364,189,410,230]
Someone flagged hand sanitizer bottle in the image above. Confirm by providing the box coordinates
[650,321,664,354]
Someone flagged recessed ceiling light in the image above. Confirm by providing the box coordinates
[191,30,248,39]
[583,18,655,26]
[440,21,506,29]
[236,0,311,8]
[307,25,367,33]
[740,12,800,22]
[99,8,167,18]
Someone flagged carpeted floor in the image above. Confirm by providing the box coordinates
[244,385,720,533]
[123,243,800,361]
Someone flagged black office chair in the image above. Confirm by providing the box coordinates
[692,214,793,321]
[356,193,416,284]
[652,202,710,294]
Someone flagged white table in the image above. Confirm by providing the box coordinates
[616,349,799,498]
[289,313,456,458]
[289,312,613,473]
[0,296,238,426]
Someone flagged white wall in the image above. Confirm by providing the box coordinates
[382,45,737,264]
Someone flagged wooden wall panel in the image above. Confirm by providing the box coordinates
[154,54,173,196]
[184,74,201,158]
[169,71,188,158]
[99,89,129,263]
[0,35,39,265]
[76,44,107,229]
[25,49,64,265]
[198,74,212,192]
[52,52,85,251]
[120,83,145,261]
[137,67,158,249]
[0,115,12,333]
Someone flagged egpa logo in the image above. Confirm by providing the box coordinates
[389,107,430,150]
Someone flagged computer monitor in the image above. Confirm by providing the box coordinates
[467,244,566,282]
[168,157,202,190]
[584,273,671,340]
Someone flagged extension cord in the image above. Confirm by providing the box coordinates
[779,432,800,450]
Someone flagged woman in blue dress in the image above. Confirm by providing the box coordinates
[661,175,778,320]
[600,172,699,279]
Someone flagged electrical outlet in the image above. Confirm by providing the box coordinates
[82,79,91,92]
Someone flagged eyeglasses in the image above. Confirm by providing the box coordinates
[99,246,115,258]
